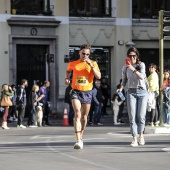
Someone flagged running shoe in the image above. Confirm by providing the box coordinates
[74,140,83,149]
[130,140,138,147]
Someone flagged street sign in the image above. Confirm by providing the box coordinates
[46,54,54,63]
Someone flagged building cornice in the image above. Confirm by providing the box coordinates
[7,17,61,27]
[69,17,116,25]
[132,19,158,27]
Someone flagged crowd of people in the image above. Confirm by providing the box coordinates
[0,44,169,150]
[0,80,51,129]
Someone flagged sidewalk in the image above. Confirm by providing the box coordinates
[4,107,170,134]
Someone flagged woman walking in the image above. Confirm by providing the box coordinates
[117,47,148,147]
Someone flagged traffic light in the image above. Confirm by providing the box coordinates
[159,10,170,39]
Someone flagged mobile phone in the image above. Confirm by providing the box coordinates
[126,58,131,65]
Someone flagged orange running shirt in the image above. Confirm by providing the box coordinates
[67,59,100,91]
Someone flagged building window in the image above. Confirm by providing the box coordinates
[11,0,53,16]
[132,0,170,19]
[69,0,111,17]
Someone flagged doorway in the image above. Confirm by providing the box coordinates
[16,44,49,117]
[17,45,48,88]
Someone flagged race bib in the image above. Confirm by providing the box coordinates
[76,76,88,86]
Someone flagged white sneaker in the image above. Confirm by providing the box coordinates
[130,140,138,147]
[162,123,170,127]
[139,136,145,145]
[29,125,37,128]
[150,122,154,127]
[17,124,26,129]
[74,140,83,149]
[97,123,103,126]
[114,122,120,125]
[155,122,159,127]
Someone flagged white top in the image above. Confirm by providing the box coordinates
[111,99,123,110]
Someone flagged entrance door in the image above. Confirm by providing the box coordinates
[17,44,48,91]
[16,45,48,117]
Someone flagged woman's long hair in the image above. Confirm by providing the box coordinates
[127,47,140,64]
[111,93,118,102]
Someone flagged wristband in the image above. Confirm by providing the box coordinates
[133,69,137,73]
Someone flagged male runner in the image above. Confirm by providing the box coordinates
[65,44,101,149]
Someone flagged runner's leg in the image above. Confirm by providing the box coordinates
[72,99,82,141]
[80,104,91,138]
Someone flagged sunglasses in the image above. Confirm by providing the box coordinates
[82,52,90,56]
[128,55,136,58]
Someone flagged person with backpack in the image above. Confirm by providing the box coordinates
[16,79,28,128]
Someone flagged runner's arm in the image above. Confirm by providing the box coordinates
[65,70,71,85]
[91,67,101,79]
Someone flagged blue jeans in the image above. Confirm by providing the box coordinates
[93,104,102,124]
[126,88,148,136]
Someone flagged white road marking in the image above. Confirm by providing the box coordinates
[46,138,120,170]
[162,148,170,153]
[83,138,105,141]
[30,135,73,139]
[107,132,170,137]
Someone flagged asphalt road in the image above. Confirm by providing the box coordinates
[0,121,170,170]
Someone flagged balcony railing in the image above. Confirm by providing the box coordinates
[69,7,112,17]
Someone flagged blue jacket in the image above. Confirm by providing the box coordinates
[38,87,49,104]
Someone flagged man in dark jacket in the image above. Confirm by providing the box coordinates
[16,79,28,128]
[92,80,104,125]
[38,81,51,126]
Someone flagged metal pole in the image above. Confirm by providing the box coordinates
[159,10,164,125]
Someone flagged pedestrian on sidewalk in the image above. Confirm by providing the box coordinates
[101,78,110,116]
[27,84,45,127]
[147,63,159,127]
[92,80,104,126]
[8,84,18,122]
[117,47,148,147]
[1,84,13,129]
[16,79,28,129]
[116,79,125,123]
[65,44,101,149]
[38,81,51,126]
